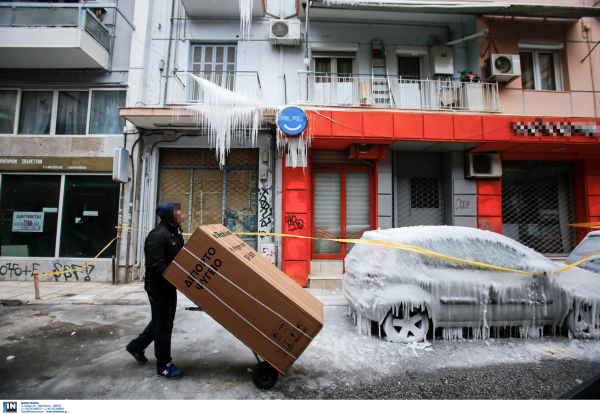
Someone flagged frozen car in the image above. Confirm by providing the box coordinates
[343,226,600,343]
[565,230,600,274]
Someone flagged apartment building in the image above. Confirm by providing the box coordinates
[0,1,136,281]
[118,0,600,288]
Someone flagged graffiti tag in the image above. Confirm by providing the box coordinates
[455,198,471,211]
[258,187,273,228]
[0,262,40,278]
[285,215,305,232]
[52,263,94,282]
[478,219,501,234]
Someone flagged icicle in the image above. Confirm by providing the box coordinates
[276,115,313,169]
[174,73,278,166]
[239,0,253,40]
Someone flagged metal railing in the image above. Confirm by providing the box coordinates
[0,4,111,51]
[169,71,262,105]
[297,71,501,112]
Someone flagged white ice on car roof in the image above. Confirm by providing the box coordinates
[343,226,600,340]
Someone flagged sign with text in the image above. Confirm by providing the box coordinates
[0,157,112,172]
[13,212,44,232]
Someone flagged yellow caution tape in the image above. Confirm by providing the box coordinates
[554,249,600,274]
[567,222,600,229]
[33,236,120,279]
[236,232,544,276]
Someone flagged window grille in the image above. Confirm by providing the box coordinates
[502,160,576,254]
[158,148,258,249]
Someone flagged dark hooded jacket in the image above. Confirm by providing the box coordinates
[144,202,185,293]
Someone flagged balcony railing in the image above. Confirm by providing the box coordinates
[169,71,262,105]
[0,4,111,50]
[297,71,501,112]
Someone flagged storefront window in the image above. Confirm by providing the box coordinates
[59,176,119,258]
[0,175,61,257]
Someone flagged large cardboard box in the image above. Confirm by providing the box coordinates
[164,223,324,374]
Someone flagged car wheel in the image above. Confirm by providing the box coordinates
[566,305,599,339]
[382,309,430,343]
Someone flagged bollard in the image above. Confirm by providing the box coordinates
[34,275,40,300]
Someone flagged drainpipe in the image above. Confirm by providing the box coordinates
[279,0,285,105]
[304,0,310,69]
[163,0,177,106]
[114,183,124,284]
[124,182,134,284]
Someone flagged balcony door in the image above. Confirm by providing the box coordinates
[192,45,236,90]
[312,53,355,105]
[312,168,373,259]
[397,56,423,109]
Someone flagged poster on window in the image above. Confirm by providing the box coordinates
[12,212,44,232]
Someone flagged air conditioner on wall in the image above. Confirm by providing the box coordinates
[465,153,502,179]
[269,20,302,46]
[485,54,521,81]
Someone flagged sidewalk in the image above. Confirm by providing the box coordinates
[0,280,348,307]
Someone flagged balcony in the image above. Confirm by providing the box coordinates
[297,71,501,113]
[169,71,262,105]
[181,0,266,18]
[0,4,111,69]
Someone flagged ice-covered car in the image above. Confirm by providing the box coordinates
[343,226,600,343]
[565,230,600,274]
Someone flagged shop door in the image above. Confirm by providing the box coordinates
[157,148,259,249]
[502,161,576,254]
[395,152,446,227]
[312,168,373,258]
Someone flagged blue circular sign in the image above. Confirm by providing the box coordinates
[277,106,308,135]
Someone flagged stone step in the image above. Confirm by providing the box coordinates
[310,259,343,275]
[308,273,343,290]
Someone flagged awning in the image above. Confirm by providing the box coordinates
[305,1,600,19]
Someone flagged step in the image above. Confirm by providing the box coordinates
[308,274,343,290]
[310,259,344,275]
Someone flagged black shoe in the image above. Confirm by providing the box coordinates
[157,362,182,378]
[126,345,148,364]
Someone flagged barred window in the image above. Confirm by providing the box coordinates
[410,177,440,209]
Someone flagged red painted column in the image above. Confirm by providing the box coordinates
[477,180,502,234]
[281,154,312,287]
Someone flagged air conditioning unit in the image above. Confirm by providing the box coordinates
[485,54,521,81]
[465,153,502,179]
[348,144,388,160]
[270,20,302,46]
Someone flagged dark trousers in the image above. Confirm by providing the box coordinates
[128,289,177,369]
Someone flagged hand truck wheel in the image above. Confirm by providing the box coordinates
[252,361,278,389]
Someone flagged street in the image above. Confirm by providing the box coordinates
[1,291,600,400]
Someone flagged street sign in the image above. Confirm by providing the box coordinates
[277,106,308,135]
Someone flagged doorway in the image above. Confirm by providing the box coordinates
[312,167,374,259]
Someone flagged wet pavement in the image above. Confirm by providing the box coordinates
[1,282,599,400]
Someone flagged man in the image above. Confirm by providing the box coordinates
[126,202,185,378]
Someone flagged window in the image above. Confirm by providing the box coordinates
[519,50,562,91]
[0,89,126,135]
[398,57,421,77]
[312,52,356,105]
[191,45,236,89]
[0,174,119,258]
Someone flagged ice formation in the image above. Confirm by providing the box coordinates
[239,0,253,40]
[343,226,600,341]
[322,0,505,9]
[276,113,313,168]
[175,73,277,165]
[564,230,600,273]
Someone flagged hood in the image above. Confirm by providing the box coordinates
[156,202,179,226]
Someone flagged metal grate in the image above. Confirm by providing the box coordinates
[502,160,576,254]
[396,152,445,227]
[158,148,258,249]
[410,177,440,209]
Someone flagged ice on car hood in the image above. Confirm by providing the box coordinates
[343,226,600,339]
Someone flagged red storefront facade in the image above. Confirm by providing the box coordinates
[281,110,600,287]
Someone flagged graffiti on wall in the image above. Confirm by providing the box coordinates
[258,187,273,228]
[0,261,98,281]
[285,215,305,232]
[478,218,501,234]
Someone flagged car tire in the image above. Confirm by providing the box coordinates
[566,306,600,340]
[382,308,430,343]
